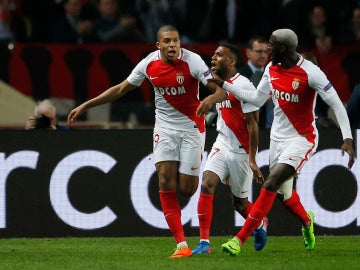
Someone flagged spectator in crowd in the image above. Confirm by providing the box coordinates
[205,28,355,256]
[94,0,146,43]
[0,0,26,83]
[338,4,360,44]
[134,0,188,43]
[350,5,360,42]
[0,0,27,44]
[192,42,267,255]
[25,99,70,130]
[239,36,273,129]
[52,0,98,43]
[67,25,227,258]
[301,5,334,54]
[346,83,360,129]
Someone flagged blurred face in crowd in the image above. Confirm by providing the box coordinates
[98,0,119,18]
[156,30,181,64]
[246,40,269,69]
[65,0,82,17]
[353,8,360,28]
[311,5,326,27]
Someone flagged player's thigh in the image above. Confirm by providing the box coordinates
[203,141,229,182]
[227,152,252,199]
[269,138,316,173]
[178,129,205,176]
[153,127,181,164]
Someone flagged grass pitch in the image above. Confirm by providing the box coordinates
[0,236,359,270]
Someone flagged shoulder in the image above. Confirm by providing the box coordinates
[143,50,161,62]
[180,48,204,62]
[233,73,256,90]
[238,64,252,78]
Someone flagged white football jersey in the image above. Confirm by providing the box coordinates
[257,55,338,143]
[127,48,212,133]
[216,73,259,153]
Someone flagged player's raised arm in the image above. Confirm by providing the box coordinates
[67,80,137,124]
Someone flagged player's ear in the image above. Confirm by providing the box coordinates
[156,42,160,49]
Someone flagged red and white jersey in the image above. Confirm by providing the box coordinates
[257,55,338,144]
[216,73,258,154]
[126,48,212,133]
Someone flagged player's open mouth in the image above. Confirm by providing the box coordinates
[168,50,176,57]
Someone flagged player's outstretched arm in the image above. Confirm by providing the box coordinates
[208,72,269,107]
[67,80,137,124]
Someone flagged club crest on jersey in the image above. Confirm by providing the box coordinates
[176,73,184,84]
[292,78,300,90]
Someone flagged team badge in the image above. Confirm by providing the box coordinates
[292,78,300,90]
[176,73,184,84]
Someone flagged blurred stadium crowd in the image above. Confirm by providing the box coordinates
[0,0,359,46]
[0,0,359,129]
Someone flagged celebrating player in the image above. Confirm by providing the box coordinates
[202,28,355,256]
[192,42,267,255]
[67,25,226,258]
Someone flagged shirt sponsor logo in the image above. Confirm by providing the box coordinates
[273,89,299,102]
[323,82,332,92]
[216,99,232,109]
[155,86,186,96]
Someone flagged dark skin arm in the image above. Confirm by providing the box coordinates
[341,138,355,169]
[196,81,227,116]
[245,110,264,184]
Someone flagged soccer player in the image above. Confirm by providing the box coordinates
[192,42,267,255]
[201,28,355,256]
[67,25,226,258]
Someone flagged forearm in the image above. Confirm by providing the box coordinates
[84,81,132,109]
[325,94,353,140]
[247,117,259,164]
[222,81,268,107]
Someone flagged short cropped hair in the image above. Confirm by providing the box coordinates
[247,36,268,49]
[272,29,298,50]
[157,25,179,41]
[218,41,243,68]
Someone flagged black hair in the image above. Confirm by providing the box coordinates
[218,41,243,69]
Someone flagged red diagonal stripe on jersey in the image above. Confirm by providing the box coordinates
[270,65,316,143]
[220,93,249,153]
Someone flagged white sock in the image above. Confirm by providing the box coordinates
[177,241,188,248]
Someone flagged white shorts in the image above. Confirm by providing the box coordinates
[153,126,205,176]
[269,137,317,173]
[204,140,252,198]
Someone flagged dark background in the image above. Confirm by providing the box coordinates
[0,128,358,237]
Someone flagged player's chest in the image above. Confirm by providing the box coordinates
[147,62,194,88]
[269,68,309,95]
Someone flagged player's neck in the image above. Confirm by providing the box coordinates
[282,53,299,69]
